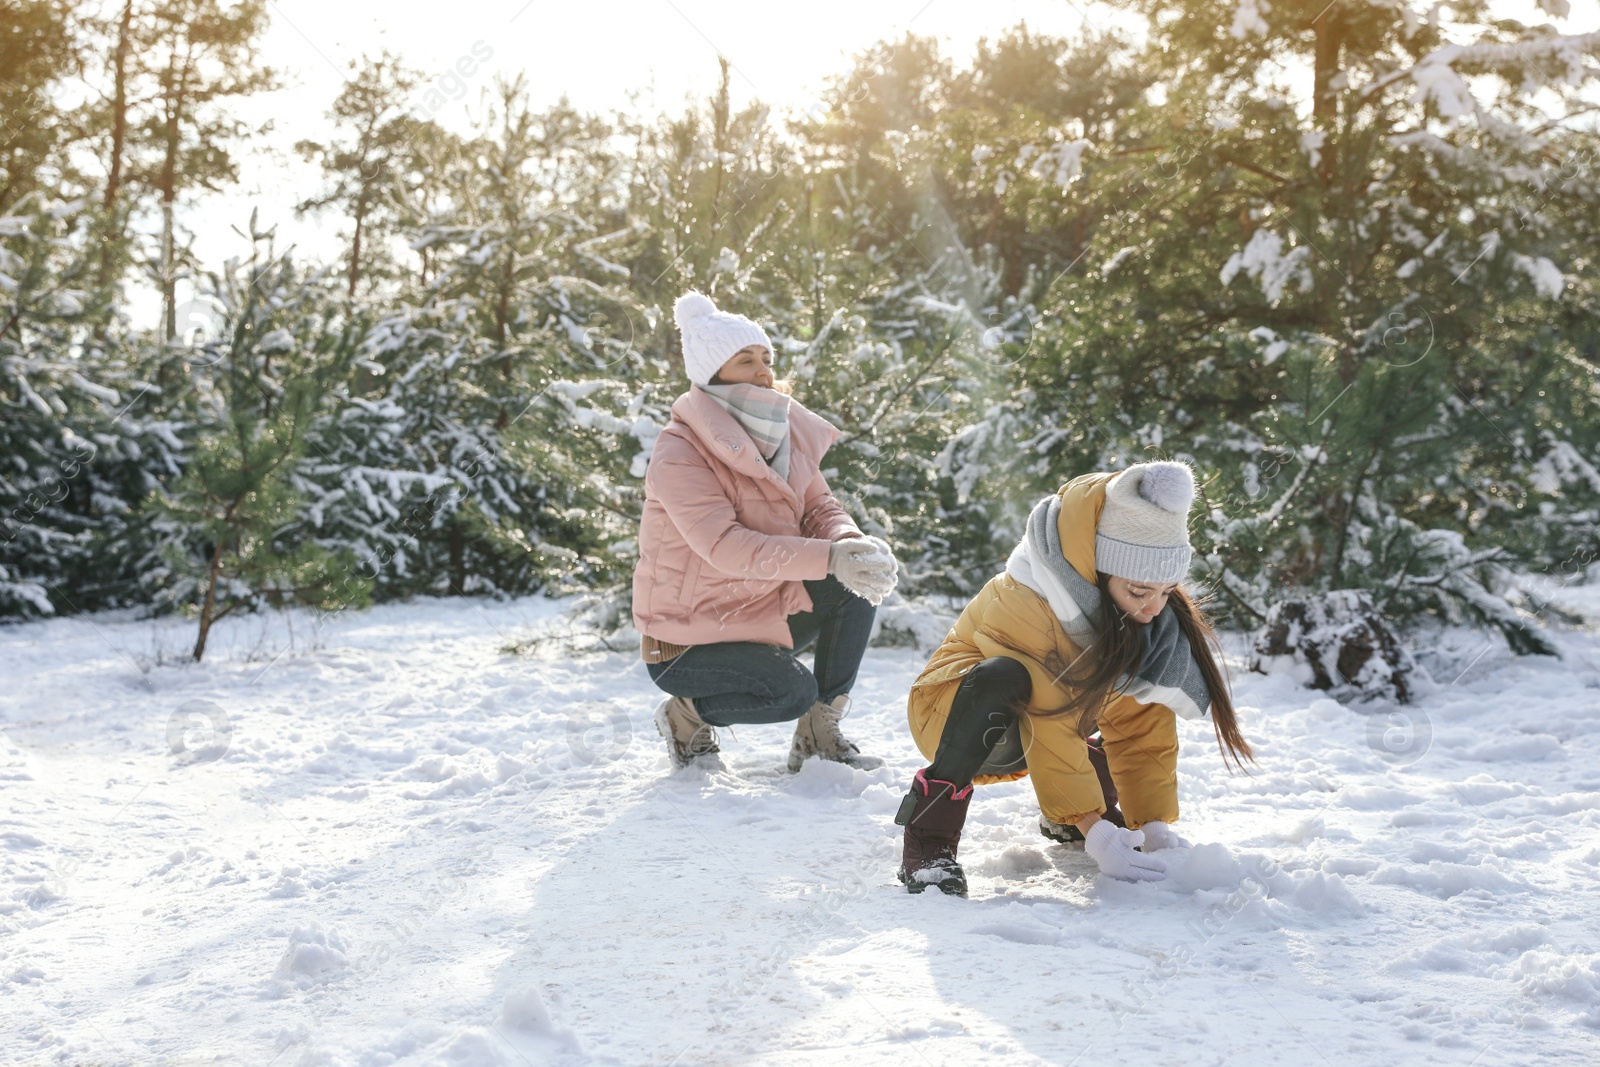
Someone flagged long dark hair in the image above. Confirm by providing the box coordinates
[1023,573,1255,773]
[1166,580,1254,772]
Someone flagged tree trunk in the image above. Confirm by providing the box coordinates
[1330,444,1381,581]
[193,537,225,661]
[161,94,180,341]
[104,0,133,212]
[348,198,365,298]
[704,57,731,278]
[495,246,511,351]
[1312,13,1342,185]
[448,519,465,594]
[160,52,193,342]
[496,248,512,429]
[161,207,176,339]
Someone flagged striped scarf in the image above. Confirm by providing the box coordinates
[697,383,792,479]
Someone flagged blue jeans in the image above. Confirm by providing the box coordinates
[646,575,875,727]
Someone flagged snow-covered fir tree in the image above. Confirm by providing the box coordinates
[0,195,186,619]
[148,222,380,660]
[988,1,1600,647]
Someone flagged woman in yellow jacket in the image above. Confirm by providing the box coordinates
[895,461,1253,895]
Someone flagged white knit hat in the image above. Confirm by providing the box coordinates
[673,291,773,386]
[1095,461,1196,583]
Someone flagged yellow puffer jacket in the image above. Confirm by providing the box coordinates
[907,472,1180,828]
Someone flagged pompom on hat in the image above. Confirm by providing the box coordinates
[674,291,773,386]
[1095,461,1197,584]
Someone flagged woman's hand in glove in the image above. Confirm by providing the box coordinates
[828,538,896,605]
[855,535,899,601]
[859,535,899,570]
[1137,821,1192,851]
[1084,819,1167,882]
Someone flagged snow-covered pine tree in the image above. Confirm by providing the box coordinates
[148,220,372,660]
[288,373,454,609]
[829,30,1153,588]
[294,51,433,300]
[1016,0,1600,648]
[781,32,1150,594]
[429,82,656,598]
[0,195,115,617]
[335,298,534,600]
[0,193,186,620]
[355,80,632,600]
[487,53,1007,614]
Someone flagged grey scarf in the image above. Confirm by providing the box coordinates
[697,383,791,480]
[1005,494,1211,720]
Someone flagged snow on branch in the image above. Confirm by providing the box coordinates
[1445,31,1600,85]
[1016,136,1093,190]
[1230,0,1269,40]
[1533,435,1600,495]
[1220,230,1313,304]
[1403,31,1600,122]
[1409,48,1480,119]
[1511,254,1564,299]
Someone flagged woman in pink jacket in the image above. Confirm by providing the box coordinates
[634,292,899,772]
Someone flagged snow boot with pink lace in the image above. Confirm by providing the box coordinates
[895,768,972,897]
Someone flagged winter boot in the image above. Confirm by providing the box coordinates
[895,768,972,897]
[654,696,720,770]
[787,694,884,773]
[1039,801,1125,845]
[1038,735,1123,843]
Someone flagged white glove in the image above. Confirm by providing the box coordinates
[828,538,896,605]
[858,535,898,566]
[1138,821,1192,851]
[857,534,900,600]
[1084,819,1167,882]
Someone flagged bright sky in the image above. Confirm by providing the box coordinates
[193,0,1109,275]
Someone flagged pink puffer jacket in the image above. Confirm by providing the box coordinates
[632,387,861,648]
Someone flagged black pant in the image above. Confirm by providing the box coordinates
[927,657,1031,788]
[646,575,875,727]
[926,657,1120,816]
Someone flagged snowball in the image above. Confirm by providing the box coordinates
[976,844,1051,878]
[502,986,556,1033]
[271,924,349,991]
[1161,843,1246,892]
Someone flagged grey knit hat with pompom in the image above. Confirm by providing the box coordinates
[1095,461,1196,583]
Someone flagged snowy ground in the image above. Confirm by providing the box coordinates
[3,593,1600,1067]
